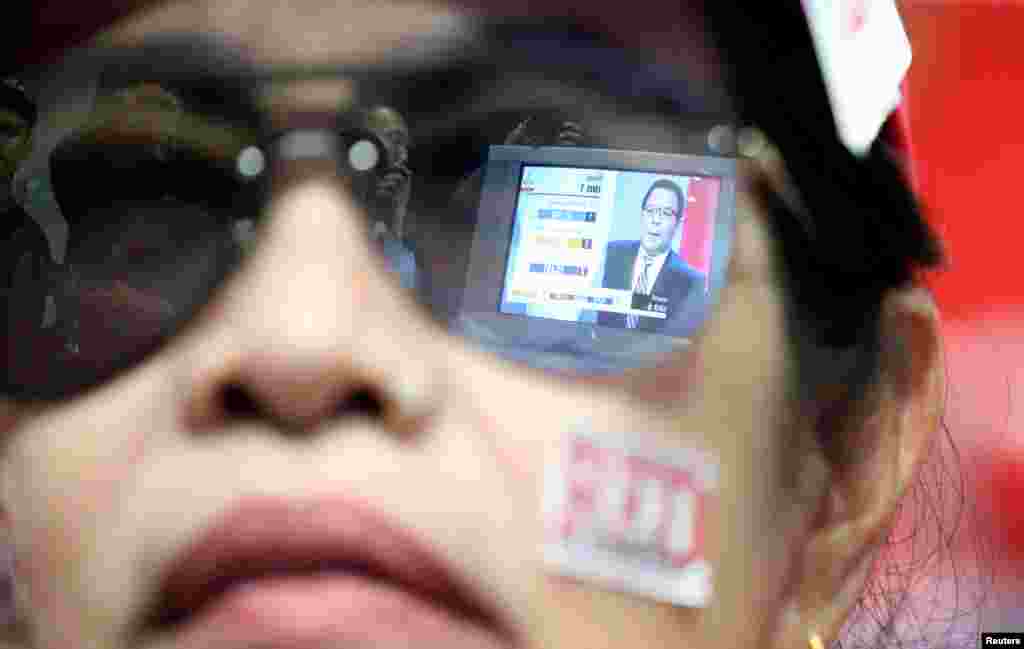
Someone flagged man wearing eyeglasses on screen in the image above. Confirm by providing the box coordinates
[597,178,706,335]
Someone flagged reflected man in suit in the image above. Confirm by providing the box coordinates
[597,179,707,335]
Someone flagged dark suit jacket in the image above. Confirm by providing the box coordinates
[596,240,707,335]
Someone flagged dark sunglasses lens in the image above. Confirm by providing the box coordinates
[3,83,261,400]
[4,46,738,401]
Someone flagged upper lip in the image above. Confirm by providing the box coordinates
[135,495,516,644]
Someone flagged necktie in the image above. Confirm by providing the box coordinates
[626,254,652,329]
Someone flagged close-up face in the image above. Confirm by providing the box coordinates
[639,186,681,257]
[0,2,946,649]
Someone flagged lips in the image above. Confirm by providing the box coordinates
[136,496,517,647]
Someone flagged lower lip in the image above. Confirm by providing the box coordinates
[160,572,513,649]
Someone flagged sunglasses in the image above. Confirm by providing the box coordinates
[4,19,743,403]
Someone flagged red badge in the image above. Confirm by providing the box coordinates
[543,427,716,607]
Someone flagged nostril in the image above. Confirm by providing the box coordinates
[219,384,265,421]
[334,387,384,420]
[216,383,385,429]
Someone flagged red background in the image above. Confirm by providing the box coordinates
[677,176,721,291]
[891,0,1024,630]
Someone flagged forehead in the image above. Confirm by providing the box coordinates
[78,0,717,69]
[366,108,409,134]
[99,0,469,64]
[645,187,679,206]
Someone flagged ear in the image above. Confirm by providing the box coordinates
[772,285,945,649]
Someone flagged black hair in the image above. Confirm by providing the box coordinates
[640,179,685,222]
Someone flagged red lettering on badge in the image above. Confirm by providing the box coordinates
[560,436,708,569]
[844,0,869,37]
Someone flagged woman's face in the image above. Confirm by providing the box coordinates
[1,2,838,649]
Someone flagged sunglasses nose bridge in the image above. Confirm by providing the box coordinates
[272,129,343,165]
[270,128,392,181]
[174,168,444,436]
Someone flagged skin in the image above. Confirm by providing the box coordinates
[639,186,682,257]
[0,2,946,649]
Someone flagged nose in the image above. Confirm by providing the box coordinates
[174,163,447,437]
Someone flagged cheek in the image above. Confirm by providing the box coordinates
[681,246,797,640]
[3,416,148,607]
[33,423,148,519]
[473,404,537,488]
